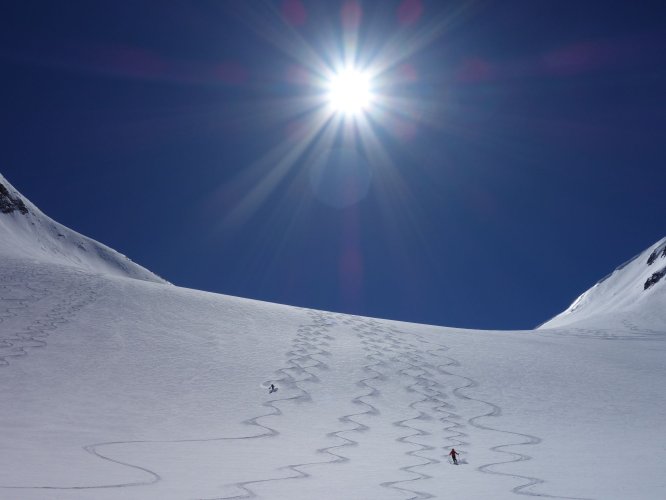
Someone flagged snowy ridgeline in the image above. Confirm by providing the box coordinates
[0,172,665,500]
[0,173,166,284]
[539,236,666,332]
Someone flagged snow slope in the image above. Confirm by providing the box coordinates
[0,173,166,284]
[1,176,665,500]
[539,237,666,332]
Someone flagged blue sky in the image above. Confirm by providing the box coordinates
[1,0,665,329]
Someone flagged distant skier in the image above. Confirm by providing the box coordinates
[448,448,459,465]
[268,384,277,394]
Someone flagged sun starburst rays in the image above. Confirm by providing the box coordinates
[215,2,455,231]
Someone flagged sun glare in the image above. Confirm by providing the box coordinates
[223,1,446,221]
[326,68,373,116]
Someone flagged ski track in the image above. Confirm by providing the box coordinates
[0,262,96,367]
[349,318,436,500]
[0,262,167,491]
[358,318,473,500]
[212,311,450,500]
[0,305,340,494]
[386,326,592,500]
[204,310,343,500]
[323,315,463,500]
[389,351,469,500]
[539,320,665,342]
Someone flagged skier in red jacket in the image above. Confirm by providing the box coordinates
[448,448,459,465]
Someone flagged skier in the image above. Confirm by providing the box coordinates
[448,448,459,465]
[268,384,277,394]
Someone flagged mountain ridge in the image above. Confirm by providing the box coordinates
[539,235,666,331]
[0,172,167,285]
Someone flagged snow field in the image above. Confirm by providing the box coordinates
[1,258,665,499]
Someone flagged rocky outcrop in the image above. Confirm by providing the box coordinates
[0,182,28,215]
[647,242,666,266]
[644,267,666,290]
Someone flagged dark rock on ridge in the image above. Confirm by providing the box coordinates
[0,183,29,215]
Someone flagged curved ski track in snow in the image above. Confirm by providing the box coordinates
[100,310,339,497]
[389,327,591,500]
[0,262,97,367]
[540,320,665,342]
[312,321,382,470]
[354,320,437,500]
[207,310,344,499]
[217,310,417,499]
[381,368,437,499]
[315,315,385,462]
[0,266,337,494]
[0,263,167,491]
[379,324,465,500]
[221,311,453,500]
[347,317,469,500]
[80,331,323,496]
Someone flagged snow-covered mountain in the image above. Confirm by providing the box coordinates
[539,237,666,332]
[1,173,664,500]
[0,173,166,284]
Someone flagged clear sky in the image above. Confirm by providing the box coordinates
[1,0,665,330]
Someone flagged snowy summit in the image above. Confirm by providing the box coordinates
[0,172,665,499]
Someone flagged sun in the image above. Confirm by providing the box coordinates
[326,68,374,116]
